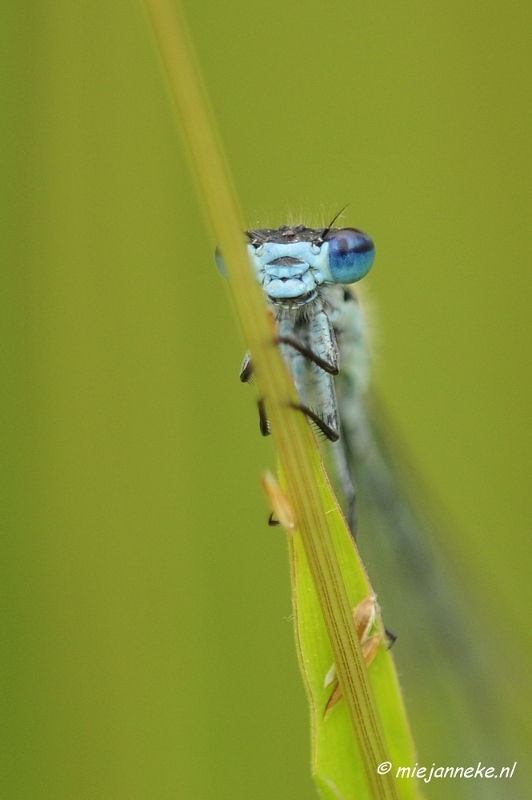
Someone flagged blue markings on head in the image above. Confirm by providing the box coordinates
[324,229,375,284]
[215,224,375,302]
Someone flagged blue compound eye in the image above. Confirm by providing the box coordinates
[325,228,375,283]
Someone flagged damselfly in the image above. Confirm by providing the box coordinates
[217,219,451,645]
[216,220,501,779]
[239,221,374,536]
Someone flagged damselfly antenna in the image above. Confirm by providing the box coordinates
[320,204,350,240]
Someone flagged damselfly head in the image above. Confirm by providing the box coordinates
[215,224,375,299]
[243,224,375,305]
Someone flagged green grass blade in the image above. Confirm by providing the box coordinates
[142,2,420,797]
[287,464,423,799]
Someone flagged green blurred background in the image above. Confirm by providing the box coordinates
[1,2,531,798]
